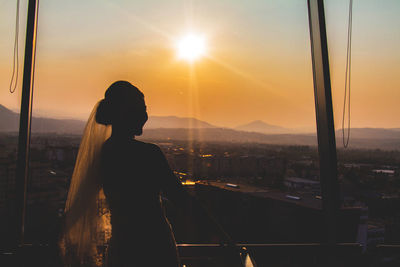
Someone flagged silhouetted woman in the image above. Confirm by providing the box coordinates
[61,81,185,267]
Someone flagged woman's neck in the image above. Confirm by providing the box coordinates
[111,127,135,141]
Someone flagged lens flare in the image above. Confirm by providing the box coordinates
[176,33,206,62]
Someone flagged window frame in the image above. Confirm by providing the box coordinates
[14,0,342,252]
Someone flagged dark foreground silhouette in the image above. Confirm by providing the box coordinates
[97,81,185,267]
[101,138,184,266]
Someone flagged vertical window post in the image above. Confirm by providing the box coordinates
[15,0,39,247]
[307,0,340,250]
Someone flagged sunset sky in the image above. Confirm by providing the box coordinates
[0,0,399,130]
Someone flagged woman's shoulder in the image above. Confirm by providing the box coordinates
[102,138,157,148]
[101,138,163,158]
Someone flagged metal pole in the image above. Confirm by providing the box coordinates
[307,0,340,249]
[15,0,39,247]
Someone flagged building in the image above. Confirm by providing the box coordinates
[284,177,320,194]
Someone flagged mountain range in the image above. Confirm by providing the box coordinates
[0,104,86,134]
[0,104,216,134]
[145,115,216,129]
[1,104,399,150]
[235,120,292,134]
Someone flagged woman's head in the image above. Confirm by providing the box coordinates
[96,81,148,136]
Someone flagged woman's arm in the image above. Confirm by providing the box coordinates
[153,145,190,206]
[152,145,237,245]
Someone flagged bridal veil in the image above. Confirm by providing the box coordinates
[60,101,112,266]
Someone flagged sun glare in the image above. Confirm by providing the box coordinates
[176,33,206,62]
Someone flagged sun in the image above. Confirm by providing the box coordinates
[176,33,206,62]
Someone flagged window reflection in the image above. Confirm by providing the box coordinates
[0,0,28,248]
[326,0,400,260]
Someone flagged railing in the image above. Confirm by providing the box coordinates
[3,242,400,266]
[178,243,363,267]
[0,242,375,267]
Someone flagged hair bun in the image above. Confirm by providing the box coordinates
[96,99,112,125]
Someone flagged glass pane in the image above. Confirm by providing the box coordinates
[326,0,400,263]
[1,0,359,266]
[0,0,28,248]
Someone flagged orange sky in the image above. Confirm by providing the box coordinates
[1,0,399,130]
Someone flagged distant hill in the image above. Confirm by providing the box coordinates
[336,128,400,139]
[0,104,86,134]
[140,128,318,146]
[0,104,215,134]
[139,128,400,150]
[145,116,216,129]
[235,120,292,134]
[0,104,19,132]
[1,104,399,150]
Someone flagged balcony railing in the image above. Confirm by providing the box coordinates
[0,242,365,267]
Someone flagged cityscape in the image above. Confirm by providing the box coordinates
[1,131,399,265]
